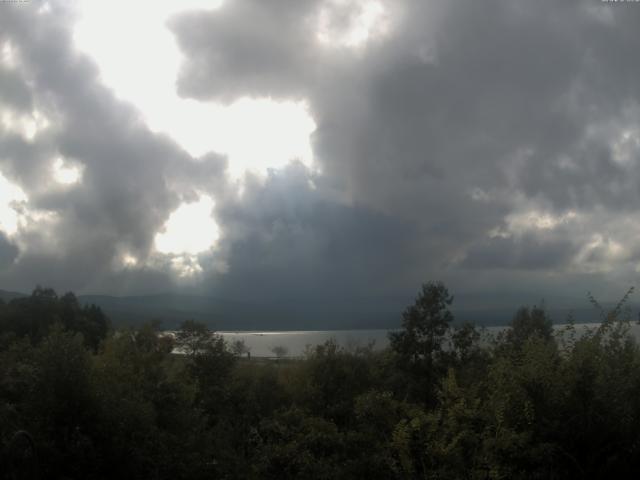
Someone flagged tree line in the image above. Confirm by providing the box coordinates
[1,282,640,479]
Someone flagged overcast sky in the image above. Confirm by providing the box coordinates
[1,0,640,307]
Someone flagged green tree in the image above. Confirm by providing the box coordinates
[177,321,237,420]
[302,339,372,426]
[256,407,344,480]
[389,281,454,405]
[175,319,209,355]
[270,344,288,360]
[505,305,553,349]
[231,338,251,358]
[28,325,97,478]
[0,287,109,350]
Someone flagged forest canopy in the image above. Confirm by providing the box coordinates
[1,282,640,479]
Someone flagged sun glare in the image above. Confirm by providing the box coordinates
[0,172,27,236]
[73,0,316,179]
[52,157,83,185]
[121,254,138,267]
[154,195,219,255]
[215,98,316,180]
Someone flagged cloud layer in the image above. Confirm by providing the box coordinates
[2,0,640,310]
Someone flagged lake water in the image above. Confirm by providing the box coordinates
[215,322,640,358]
[219,329,391,357]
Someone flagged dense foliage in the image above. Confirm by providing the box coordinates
[2,283,640,479]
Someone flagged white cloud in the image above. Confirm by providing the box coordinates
[0,40,19,69]
[170,254,204,278]
[611,128,640,166]
[0,107,50,141]
[316,0,392,49]
[490,208,579,239]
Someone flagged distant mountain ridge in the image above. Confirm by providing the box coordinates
[0,289,628,330]
[76,293,404,330]
[0,289,27,302]
[2,289,405,329]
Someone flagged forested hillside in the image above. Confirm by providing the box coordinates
[2,283,640,479]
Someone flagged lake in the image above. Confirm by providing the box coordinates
[213,322,640,358]
[218,329,391,357]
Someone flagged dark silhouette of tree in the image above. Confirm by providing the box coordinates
[270,345,288,360]
[389,281,454,405]
[506,304,553,349]
[231,339,251,358]
[0,287,109,350]
[3,283,640,478]
[176,319,211,356]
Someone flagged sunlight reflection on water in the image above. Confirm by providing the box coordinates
[204,322,640,358]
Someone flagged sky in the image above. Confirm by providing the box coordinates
[1,0,640,310]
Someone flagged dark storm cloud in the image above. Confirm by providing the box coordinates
[0,66,33,110]
[171,0,640,300]
[170,0,321,102]
[209,163,420,300]
[461,233,577,271]
[2,0,640,306]
[0,232,19,270]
